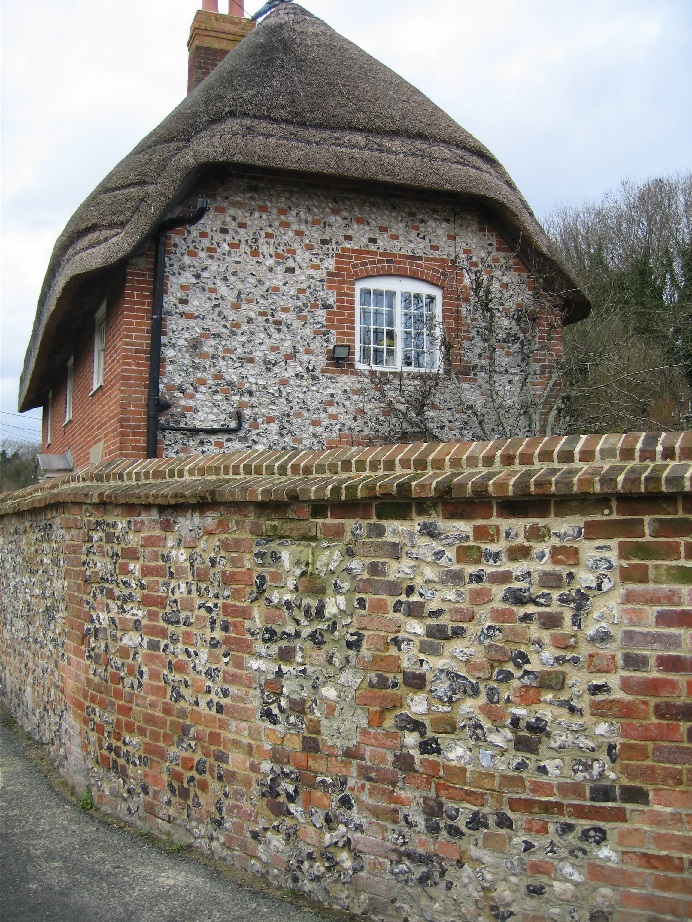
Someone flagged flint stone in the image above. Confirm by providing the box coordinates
[430,668,480,702]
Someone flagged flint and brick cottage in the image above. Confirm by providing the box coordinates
[20,1,589,469]
[6,8,691,918]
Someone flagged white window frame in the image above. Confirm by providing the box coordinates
[92,302,106,393]
[355,276,442,371]
[65,355,74,424]
[46,390,52,446]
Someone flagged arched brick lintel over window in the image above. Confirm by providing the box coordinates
[325,248,464,373]
[346,260,452,290]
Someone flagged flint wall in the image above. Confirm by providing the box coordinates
[1,432,690,922]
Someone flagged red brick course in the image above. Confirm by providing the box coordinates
[40,252,154,467]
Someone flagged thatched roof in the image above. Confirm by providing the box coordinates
[19,2,589,412]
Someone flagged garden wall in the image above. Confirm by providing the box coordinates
[1,432,691,922]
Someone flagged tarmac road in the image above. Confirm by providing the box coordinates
[0,716,334,922]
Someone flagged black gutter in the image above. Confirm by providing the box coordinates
[159,412,243,435]
[146,198,209,459]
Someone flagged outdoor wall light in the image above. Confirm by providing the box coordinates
[332,344,351,367]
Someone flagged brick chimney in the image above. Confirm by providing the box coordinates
[188,1,255,94]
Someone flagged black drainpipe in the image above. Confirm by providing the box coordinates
[146,198,209,459]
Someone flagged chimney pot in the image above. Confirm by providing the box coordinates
[228,0,244,14]
[202,1,219,11]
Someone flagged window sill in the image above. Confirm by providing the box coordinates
[355,365,439,374]
[89,383,104,397]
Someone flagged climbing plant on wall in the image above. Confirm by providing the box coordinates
[363,248,566,443]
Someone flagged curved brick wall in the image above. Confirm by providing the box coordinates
[1,432,690,922]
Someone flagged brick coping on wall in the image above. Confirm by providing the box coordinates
[2,431,691,515]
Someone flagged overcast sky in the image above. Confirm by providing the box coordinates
[2,0,690,444]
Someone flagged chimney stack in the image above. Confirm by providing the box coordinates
[188,1,255,94]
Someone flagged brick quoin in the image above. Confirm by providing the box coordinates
[2,432,691,922]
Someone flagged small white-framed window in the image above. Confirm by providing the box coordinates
[65,356,74,424]
[46,390,52,446]
[92,302,106,392]
[355,276,442,370]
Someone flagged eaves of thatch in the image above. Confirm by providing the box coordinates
[19,3,589,412]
